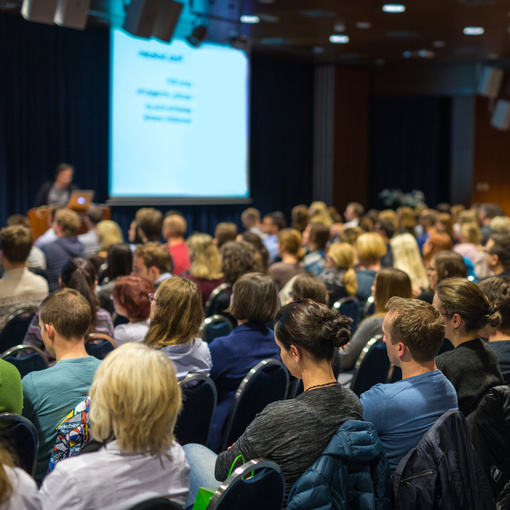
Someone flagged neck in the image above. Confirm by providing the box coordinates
[489,329,510,342]
[54,181,67,190]
[3,261,25,271]
[282,253,298,264]
[360,261,380,271]
[237,319,248,326]
[401,359,436,379]
[450,330,478,347]
[168,237,184,247]
[54,338,89,362]
[301,359,337,391]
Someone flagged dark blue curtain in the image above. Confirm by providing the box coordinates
[0,14,314,234]
[368,96,452,209]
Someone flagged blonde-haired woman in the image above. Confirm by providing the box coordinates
[319,242,358,307]
[145,276,212,379]
[90,220,124,274]
[308,201,333,228]
[184,233,223,305]
[355,232,387,305]
[268,228,306,290]
[390,233,429,290]
[39,343,190,509]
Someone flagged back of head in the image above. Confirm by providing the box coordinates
[479,276,510,331]
[106,243,133,280]
[144,276,203,348]
[186,233,222,280]
[480,203,504,221]
[113,275,154,321]
[136,208,163,242]
[274,299,351,362]
[374,268,412,314]
[241,207,261,228]
[135,242,172,275]
[291,205,309,232]
[163,214,187,238]
[347,202,364,218]
[89,343,181,455]
[6,214,30,228]
[436,212,453,237]
[85,206,103,226]
[460,222,483,245]
[0,226,32,264]
[308,223,330,251]
[397,206,417,231]
[221,240,264,284]
[458,209,477,224]
[490,216,510,235]
[356,232,387,264]
[377,219,396,240]
[426,232,453,254]
[278,228,305,260]
[390,233,428,288]
[39,288,92,340]
[385,297,444,363]
[433,251,467,281]
[97,220,124,251]
[291,273,328,305]
[269,211,287,231]
[231,272,278,323]
[489,232,510,268]
[328,242,356,269]
[55,208,81,236]
[435,278,501,333]
[309,201,333,228]
[420,209,438,227]
[215,222,239,249]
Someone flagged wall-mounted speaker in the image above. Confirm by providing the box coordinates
[478,67,504,99]
[491,100,510,131]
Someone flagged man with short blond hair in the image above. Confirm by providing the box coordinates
[360,297,458,471]
[41,208,85,291]
[0,225,49,330]
[133,242,172,288]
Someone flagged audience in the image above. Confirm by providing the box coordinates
[0,225,49,331]
[241,207,264,239]
[144,276,211,379]
[162,213,190,275]
[355,232,387,306]
[112,275,153,347]
[134,207,163,243]
[39,343,190,509]
[290,273,328,305]
[302,222,329,276]
[90,220,124,275]
[41,208,85,291]
[208,272,280,450]
[290,204,309,232]
[132,242,172,289]
[214,222,238,250]
[238,231,270,271]
[361,297,458,471]
[309,201,333,228]
[390,233,428,291]
[22,289,102,483]
[484,232,510,278]
[434,278,504,417]
[268,228,306,290]
[261,211,286,263]
[5,215,46,271]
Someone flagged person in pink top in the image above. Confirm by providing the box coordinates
[163,213,190,275]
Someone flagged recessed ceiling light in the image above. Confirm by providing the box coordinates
[383,4,406,13]
[356,22,372,29]
[240,15,260,24]
[432,41,446,48]
[463,26,484,35]
[329,34,349,44]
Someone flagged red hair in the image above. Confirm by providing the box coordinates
[113,276,154,321]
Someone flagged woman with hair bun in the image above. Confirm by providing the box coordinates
[268,228,306,290]
[433,278,504,416]
[183,299,363,506]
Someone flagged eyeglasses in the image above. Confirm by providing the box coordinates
[483,247,495,255]
[148,293,159,305]
[427,266,437,272]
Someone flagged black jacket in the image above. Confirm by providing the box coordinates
[392,409,495,510]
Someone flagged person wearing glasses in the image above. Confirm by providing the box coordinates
[144,276,211,379]
[433,278,503,417]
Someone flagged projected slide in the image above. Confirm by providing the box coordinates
[109,28,250,202]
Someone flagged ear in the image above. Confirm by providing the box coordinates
[45,324,55,341]
[451,313,462,329]
[397,342,406,359]
[290,345,301,362]
[149,266,159,279]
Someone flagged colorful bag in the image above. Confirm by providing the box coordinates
[48,397,91,471]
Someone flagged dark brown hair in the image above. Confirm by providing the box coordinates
[291,273,328,305]
[113,276,154,321]
[374,268,412,315]
[221,241,264,284]
[275,299,351,362]
[0,225,32,263]
[433,251,467,281]
[231,272,278,323]
[478,276,510,331]
[215,222,239,249]
[135,208,163,241]
[40,288,92,340]
[134,242,172,275]
[308,223,330,251]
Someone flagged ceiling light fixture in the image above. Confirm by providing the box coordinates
[432,41,446,48]
[240,15,260,23]
[356,22,372,29]
[463,26,484,35]
[382,4,406,13]
[329,34,349,44]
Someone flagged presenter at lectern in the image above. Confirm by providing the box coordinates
[34,162,78,207]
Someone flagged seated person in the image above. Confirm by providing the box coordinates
[208,272,280,451]
[144,277,211,379]
[0,225,48,331]
[112,275,153,347]
[479,276,510,382]
[290,272,328,305]
[268,228,306,291]
[39,343,189,509]
[5,214,46,271]
[302,222,329,276]
[214,222,238,250]
[183,299,363,506]
[162,212,190,275]
[132,242,172,289]
[22,289,102,483]
[360,297,458,471]
[41,208,85,292]
[434,278,503,417]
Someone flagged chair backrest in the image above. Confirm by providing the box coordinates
[332,296,360,334]
[207,459,285,510]
[175,374,217,446]
[287,377,304,400]
[85,335,116,359]
[0,306,38,352]
[128,497,184,510]
[468,384,510,499]
[350,335,390,397]
[200,315,234,343]
[362,296,375,320]
[220,359,289,451]
[0,413,39,476]
[1,345,49,378]
[205,283,232,317]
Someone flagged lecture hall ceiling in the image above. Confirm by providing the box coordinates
[2,0,510,66]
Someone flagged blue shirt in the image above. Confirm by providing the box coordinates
[263,235,279,264]
[360,369,458,471]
